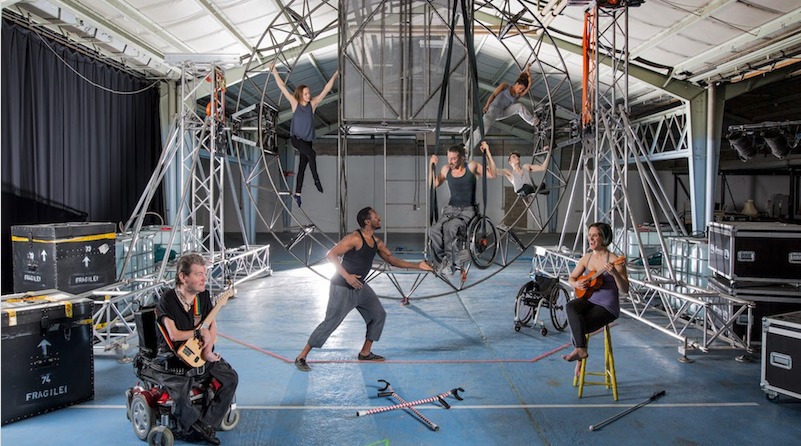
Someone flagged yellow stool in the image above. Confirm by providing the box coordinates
[572,325,618,400]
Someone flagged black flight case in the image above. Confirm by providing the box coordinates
[1,290,95,424]
[761,310,801,401]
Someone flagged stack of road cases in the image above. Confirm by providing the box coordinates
[707,222,801,344]
[1,290,95,424]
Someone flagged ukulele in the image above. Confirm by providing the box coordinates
[574,256,626,299]
[176,287,235,368]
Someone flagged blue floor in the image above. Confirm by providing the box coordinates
[3,234,801,445]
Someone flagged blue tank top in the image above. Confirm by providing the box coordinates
[447,167,477,207]
[290,102,315,142]
[587,267,620,318]
[331,230,378,289]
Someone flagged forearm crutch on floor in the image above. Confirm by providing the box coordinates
[375,380,439,431]
[356,386,464,417]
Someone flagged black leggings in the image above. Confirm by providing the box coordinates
[565,298,617,349]
[291,136,320,194]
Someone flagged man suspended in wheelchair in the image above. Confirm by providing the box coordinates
[429,142,497,276]
[145,254,239,445]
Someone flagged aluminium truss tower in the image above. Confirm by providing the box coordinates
[122,60,271,292]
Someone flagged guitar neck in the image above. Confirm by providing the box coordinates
[582,256,625,281]
[196,289,232,329]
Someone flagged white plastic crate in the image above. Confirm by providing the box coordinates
[115,233,155,280]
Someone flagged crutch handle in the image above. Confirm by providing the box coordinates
[377,392,393,398]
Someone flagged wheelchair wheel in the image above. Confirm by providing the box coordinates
[468,215,498,269]
[147,425,174,446]
[130,393,154,441]
[549,284,570,332]
[125,388,132,421]
[220,407,241,431]
[514,281,535,328]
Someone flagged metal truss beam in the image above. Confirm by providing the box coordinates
[531,247,756,358]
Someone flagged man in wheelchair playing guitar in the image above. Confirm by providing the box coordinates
[153,253,239,445]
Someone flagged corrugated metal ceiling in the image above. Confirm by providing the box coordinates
[4,0,801,137]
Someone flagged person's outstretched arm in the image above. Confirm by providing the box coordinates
[311,70,340,111]
[272,62,298,111]
[524,145,552,173]
[377,239,433,271]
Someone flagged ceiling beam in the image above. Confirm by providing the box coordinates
[630,0,738,60]
[13,0,176,78]
[474,10,703,101]
[675,6,801,82]
[77,0,195,54]
[195,0,255,56]
[722,62,801,101]
[546,32,704,101]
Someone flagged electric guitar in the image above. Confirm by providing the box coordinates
[176,287,235,368]
[574,256,626,299]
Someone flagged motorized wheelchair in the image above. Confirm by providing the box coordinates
[514,274,570,336]
[429,206,499,279]
[125,306,240,446]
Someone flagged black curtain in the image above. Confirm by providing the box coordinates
[1,18,163,293]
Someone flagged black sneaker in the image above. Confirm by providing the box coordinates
[190,420,220,445]
[293,194,302,207]
[357,352,385,361]
[294,357,311,371]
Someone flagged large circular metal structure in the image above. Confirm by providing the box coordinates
[230,1,578,299]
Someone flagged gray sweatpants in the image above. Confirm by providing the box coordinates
[429,205,475,261]
[307,283,387,348]
[465,103,539,150]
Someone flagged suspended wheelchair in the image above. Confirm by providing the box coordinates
[430,210,498,269]
[514,274,570,336]
[125,307,240,446]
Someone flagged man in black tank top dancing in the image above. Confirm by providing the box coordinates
[294,207,432,371]
[429,143,496,274]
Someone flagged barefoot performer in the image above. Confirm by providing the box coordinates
[563,222,629,362]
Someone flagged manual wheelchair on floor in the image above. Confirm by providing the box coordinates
[514,274,570,336]
[125,307,240,446]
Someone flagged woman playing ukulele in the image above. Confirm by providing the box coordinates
[563,222,629,363]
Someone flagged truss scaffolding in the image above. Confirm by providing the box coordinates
[535,3,756,360]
